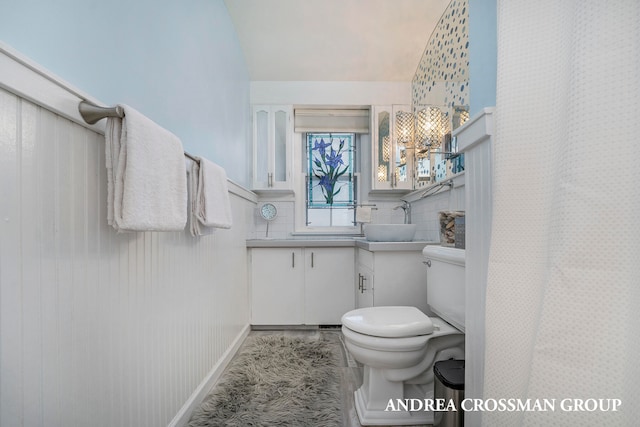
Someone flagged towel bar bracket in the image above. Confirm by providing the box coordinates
[78,101,124,125]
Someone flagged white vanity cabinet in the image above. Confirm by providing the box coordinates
[371,105,414,191]
[250,247,355,325]
[355,247,429,314]
[252,105,293,192]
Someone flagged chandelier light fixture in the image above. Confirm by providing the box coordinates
[415,106,446,153]
[395,111,414,146]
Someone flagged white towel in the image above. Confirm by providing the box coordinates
[106,105,187,232]
[186,160,216,236]
[193,156,232,230]
[355,206,372,223]
[187,160,215,236]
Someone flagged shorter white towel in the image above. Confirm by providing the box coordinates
[191,156,232,233]
[187,160,214,236]
[355,206,372,223]
[106,105,187,232]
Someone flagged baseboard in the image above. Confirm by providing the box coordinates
[251,324,341,331]
[168,323,251,427]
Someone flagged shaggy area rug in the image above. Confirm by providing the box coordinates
[188,334,343,427]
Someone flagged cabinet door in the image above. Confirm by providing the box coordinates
[253,106,270,188]
[391,105,414,190]
[252,105,292,191]
[371,105,414,191]
[372,105,393,190]
[251,248,304,325]
[304,248,355,324]
[271,107,290,188]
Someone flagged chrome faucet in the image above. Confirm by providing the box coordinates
[393,200,412,224]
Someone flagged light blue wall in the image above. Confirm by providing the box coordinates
[468,0,497,116]
[0,0,251,186]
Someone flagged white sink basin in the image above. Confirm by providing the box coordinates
[363,224,417,242]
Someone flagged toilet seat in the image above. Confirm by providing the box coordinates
[342,306,433,338]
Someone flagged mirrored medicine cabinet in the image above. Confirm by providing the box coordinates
[372,104,469,192]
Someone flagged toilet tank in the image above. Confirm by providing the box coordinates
[423,246,465,331]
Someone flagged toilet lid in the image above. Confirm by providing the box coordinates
[342,306,433,338]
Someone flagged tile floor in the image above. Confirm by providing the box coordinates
[249,328,431,427]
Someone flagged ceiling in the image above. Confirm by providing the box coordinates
[223,0,451,82]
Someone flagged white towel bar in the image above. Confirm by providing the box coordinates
[78,100,198,162]
[420,179,454,199]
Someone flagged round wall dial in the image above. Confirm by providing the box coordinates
[260,203,278,221]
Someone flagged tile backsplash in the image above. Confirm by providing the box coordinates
[252,201,295,239]
[248,180,464,243]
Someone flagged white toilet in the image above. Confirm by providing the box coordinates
[341,246,466,426]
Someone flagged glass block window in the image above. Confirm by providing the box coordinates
[306,133,355,227]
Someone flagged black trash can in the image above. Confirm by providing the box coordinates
[433,359,465,427]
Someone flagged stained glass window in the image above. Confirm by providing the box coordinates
[306,133,355,227]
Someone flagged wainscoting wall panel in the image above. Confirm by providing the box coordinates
[0,81,253,426]
[457,107,494,427]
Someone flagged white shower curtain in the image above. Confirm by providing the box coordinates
[483,1,640,426]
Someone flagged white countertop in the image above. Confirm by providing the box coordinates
[246,238,437,252]
[356,240,437,251]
